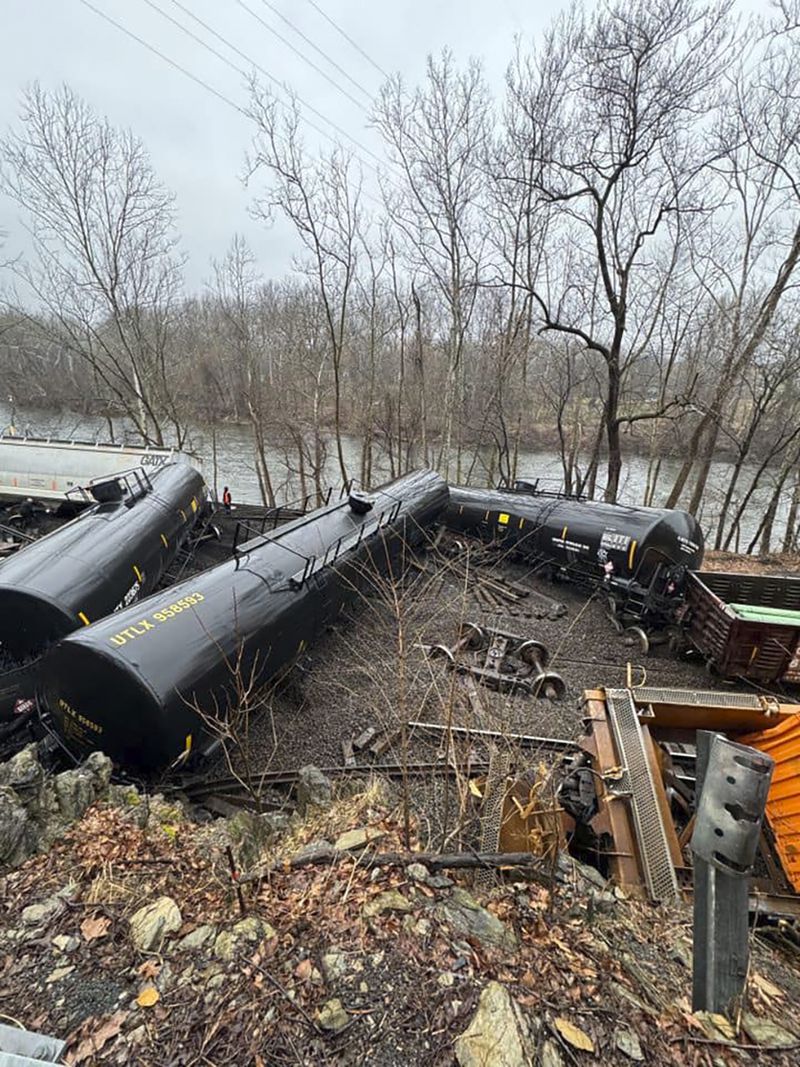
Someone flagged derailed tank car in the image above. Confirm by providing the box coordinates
[0,462,208,668]
[37,469,448,771]
[446,484,704,642]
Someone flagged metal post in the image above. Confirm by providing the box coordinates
[691,730,774,1014]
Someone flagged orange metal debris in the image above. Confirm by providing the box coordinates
[743,713,800,892]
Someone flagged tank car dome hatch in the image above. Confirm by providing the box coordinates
[348,490,374,515]
[88,477,125,504]
[37,469,448,771]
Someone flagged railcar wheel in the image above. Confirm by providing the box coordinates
[532,671,566,701]
[622,626,650,655]
[428,644,455,664]
[606,613,624,635]
[518,639,549,669]
[458,622,485,649]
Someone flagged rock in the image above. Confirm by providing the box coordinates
[438,888,517,951]
[227,810,290,869]
[0,744,43,791]
[214,917,276,961]
[0,789,29,867]
[615,1029,644,1061]
[317,997,349,1033]
[296,766,333,813]
[693,1012,736,1042]
[129,897,182,952]
[540,1039,564,1067]
[52,934,80,954]
[363,889,413,918]
[178,924,217,951]
[22,897,64,926]
[455,981,531,1066]
[427,874,454,890]
[407,862,430,884]
[438,972,455,988]
[741,1013,797,1048]
[334,827,386,851]
[292,839,333,866]
[402,915,431,938]
[321,951,349,982]
[45,964,75,984]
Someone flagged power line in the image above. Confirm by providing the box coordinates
[75,0,389,206]
[257,0,375,102]
[304,0,392,83]
[77,0,249,117]
[142,0,390,174]
[231,0,368,113]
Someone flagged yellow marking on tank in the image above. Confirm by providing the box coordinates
[484,510,490,521]
[749,645,760,665]
[179,508,186,520]
[297,639,307,653]
[498,512,510,525]
[160,533,168,548]
[459,505,463,515]
[518,518,525,529]
[561,525,568,540]
[628,539,638,571]
[78,611,90,626]
[133,564,142,582]
[190,497,197,513]
[184,734,193,754]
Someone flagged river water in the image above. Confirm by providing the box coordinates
[1,401,791,551]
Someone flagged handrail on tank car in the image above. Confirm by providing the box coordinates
[287,498,403,589]
[65,465,153,505]
[504,477,588,502]
[231,486,335,555]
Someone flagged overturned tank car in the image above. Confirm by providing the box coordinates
[446,484,704,644]
[0,462,208,723]
[37,469,448,771]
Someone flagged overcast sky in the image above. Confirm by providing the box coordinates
[0,0,567,290]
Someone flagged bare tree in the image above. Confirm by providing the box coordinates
[0,84,185,445]
[247,85,361,487]
[503,0,734,501]
[373,51,490,481]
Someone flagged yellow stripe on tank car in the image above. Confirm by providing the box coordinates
[133,564,142,582]
[160,533,168,548]
[78,611,90,626]
[561,525,568,540]
[628,539,638,571]
[518,518,525,529]
[749,645,760,665]
[184,734,193,754]
[179,508,186,521]
[191,498,197,513]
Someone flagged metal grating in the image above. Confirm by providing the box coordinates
[606,689,680,902]
[631,687,766,710]
[476,747,510,890]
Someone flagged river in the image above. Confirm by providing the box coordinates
[1,400,791,551]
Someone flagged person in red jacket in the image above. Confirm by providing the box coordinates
[222,486,232,515]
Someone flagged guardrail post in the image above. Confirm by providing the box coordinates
[691,731,774,1014]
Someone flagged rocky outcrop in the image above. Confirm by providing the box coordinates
[437,888,518,952]
[0,745,112,868]
[455,981,533,1066]
[296,765,333,813]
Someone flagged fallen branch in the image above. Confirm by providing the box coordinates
[245,849,555,886]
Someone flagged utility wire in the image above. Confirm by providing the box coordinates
[257,0,375,101]
[304,0,392,83]
[77,0,249,117]
[76,0,389,204]
[140,0,390,176]
[231,0,368,113]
